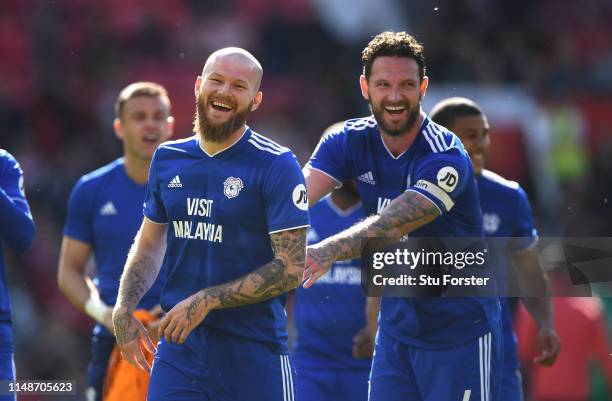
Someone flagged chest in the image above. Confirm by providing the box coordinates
[92,185,145,240]
[157,158,263,223]
[479,190,515,236]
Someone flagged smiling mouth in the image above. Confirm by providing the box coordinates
[384,105,406,115]
[210,100,234,112]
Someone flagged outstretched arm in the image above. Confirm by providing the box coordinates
[112,217,167,372]
[159,227,307,344]
[512,246,560,366]
[303,190,440,287]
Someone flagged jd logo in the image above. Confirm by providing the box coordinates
[436,166,459,192]
[293,184,308,211]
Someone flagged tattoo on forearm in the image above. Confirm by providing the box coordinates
[195,228,307,311]
[116,254,158,310]
[321,191,440,261]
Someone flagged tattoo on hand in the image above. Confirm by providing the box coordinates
[114,313,138,346]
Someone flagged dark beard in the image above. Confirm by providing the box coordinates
[369,95,421,137]
[195,95,252,143]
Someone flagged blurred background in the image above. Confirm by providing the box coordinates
[1,0,611,400]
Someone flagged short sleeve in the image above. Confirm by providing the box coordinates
[509,186,538,252]
[264,152,310,234]
[306,126,351,185]
[143,150,167,223]
[408,149,471,214]
[63,177,94,244]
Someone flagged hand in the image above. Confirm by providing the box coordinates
[302,244,336,288]
[352,326,375,359]
[112,308,155,373]
[533,325,560,366]
[159,291,210,344]
[146,305,164,345]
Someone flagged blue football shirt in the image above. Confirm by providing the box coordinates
[307,116,501,348]
[294,196,370,370]
[477,169,538,369]
[0,150,35,353]
[64,158,166,338]
[144,128,310,351]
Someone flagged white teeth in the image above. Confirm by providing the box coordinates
[385,105,405,111]
[212,101,233,110]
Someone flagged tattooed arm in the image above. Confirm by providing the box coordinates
[303,191,440,287]
[159,227,307,344]
[112,217,167,372]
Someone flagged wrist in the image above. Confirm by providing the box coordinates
[84,296,112,324]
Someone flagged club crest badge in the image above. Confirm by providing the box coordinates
[223,177,244,199]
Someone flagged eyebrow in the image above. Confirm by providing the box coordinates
[209,73,249,86]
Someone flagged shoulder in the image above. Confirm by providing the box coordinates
[420,118,465,156]
[0,149,20,172]
[74,158,124,191]
[480,169,522,195]
[156,136,198,158]
[245,131,299,170]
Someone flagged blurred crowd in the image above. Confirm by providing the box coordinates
[1,0,611,399]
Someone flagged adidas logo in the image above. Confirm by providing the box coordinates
[100,201,117,216]
[357,171,376,185]
[168,175,182,188]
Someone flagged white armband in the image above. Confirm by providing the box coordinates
[84,296,111,324]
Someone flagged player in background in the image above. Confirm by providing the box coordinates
[0,150,35,401]
[289,123,373,401]
[57,82,174,401]
[429,97,560,401]
[112,47,309,401]
[302,31,502,401]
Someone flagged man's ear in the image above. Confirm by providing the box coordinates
[250,91,263,112]
[420,76,429,98]
[360,75,369,101]
[195,76,202,98]
[113,118,123,140]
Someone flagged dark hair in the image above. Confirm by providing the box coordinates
[429,97,484,128]
[362,31,426,81]
[115,81,171,119]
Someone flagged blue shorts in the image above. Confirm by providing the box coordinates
[0,352,16,401]
[86,335,115,401]
[500,367,523,401]
[369,329,502,401]
[295,367,370,401]
[148,326,294,401]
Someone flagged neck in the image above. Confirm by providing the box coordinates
[380,111,424,157]
[199,125,246,156]
[330,191,359,212]
[123,153,150,185]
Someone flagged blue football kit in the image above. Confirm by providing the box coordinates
[293,196,370,401]
[307,116,502,401]
[477,169,538,401]
[0,150,35,401]
[143,128,309,401]
[64,158,166,400]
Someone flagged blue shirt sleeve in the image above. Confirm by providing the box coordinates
[0,150,35,253]
[408,149,471,214]
[509,186,538,252]
[63,176,95,244]
[306,126,351,185]
[264,152,310,234]
[143,150,168,223]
